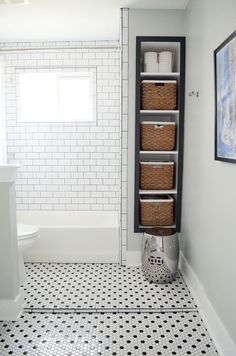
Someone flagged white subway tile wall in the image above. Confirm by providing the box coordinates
[2,40,120,212]
[120,8,129,265]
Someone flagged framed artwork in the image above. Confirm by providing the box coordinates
[214,30,236,163]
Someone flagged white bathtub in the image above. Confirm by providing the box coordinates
[17,211,120,263]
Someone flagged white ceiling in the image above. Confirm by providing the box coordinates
[0,0,189,42]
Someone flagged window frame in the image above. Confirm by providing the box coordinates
[16,67,97,124]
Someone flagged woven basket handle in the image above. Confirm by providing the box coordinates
[150,202,161,208]
[154,124,164,129]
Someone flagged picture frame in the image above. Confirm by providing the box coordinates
[214,30,236,163]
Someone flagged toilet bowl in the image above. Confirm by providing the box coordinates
[17,224,40,283]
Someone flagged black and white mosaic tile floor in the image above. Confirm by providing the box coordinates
[0,311,218,356]
[0,263,218,355]
[23,263,196,310]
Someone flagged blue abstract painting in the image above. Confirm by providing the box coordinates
[215,33,236,161]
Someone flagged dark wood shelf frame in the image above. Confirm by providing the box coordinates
[134,36,186,233]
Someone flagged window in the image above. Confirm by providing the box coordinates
[18,71,95,122]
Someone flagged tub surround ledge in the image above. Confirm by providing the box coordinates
[17,211,120,264]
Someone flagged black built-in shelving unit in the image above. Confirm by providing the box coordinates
[134,36,186,233]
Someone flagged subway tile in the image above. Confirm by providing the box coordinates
[5,40,121,219]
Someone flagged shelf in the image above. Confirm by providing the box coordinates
[139,225,176,229]
[140,110,179,115]
[140,150,178,155]
[134,36,185,234]
[141,72,180,78]
[139,189,177,195]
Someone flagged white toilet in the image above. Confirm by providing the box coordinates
[17,224,40,283]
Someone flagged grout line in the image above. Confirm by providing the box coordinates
[24,262,120,265]
[23,306,198,314]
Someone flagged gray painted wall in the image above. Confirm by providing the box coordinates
[127,9,185,251]
[182,0,236,345]
[127,5,236,345]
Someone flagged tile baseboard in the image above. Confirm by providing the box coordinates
[179,252,236,356]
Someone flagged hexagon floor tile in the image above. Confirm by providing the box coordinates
[0,311,218,356]
[23,263,196,310]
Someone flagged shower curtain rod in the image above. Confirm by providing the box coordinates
[0,44,120,52]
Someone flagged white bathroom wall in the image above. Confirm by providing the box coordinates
[2,41,120,211]
[182,0,236,346]
[126,9,185,255]
[0,57,6,164]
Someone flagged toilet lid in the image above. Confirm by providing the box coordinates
[17,224,39,240]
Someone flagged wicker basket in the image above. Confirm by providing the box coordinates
[141,122,176,151]
[140,195,174,226]
[140,162,174,190]
[142,80,177,110]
